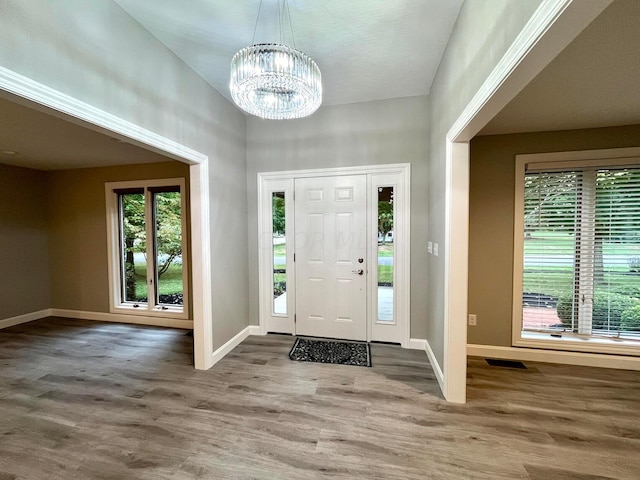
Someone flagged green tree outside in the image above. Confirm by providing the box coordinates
[122,191,183,302]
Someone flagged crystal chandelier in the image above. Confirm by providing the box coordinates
[230,1,322,120]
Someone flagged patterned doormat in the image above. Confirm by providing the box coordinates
[289,338,372,367]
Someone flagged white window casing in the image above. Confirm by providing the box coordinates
[513,147,640,356]
[105,178,189,320]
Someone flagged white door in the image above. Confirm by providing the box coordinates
[294,175,367,340]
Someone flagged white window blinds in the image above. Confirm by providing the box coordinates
[522,166,640,338]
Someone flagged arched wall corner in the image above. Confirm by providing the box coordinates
[441,0,612,403]
[0,65,214,371]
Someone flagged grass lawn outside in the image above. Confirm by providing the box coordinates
[272,241,394,285]
[377,265,393,284]
[133,262,183,300]
[524,232,640,256]
[377,243,394,257]
[271,267,393,298]
[523,232,640,299]
[273,242,395,257]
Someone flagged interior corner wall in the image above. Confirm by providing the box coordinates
[468,124,640,347]
[426,0,543,366]
[0,164,50,320]
[245,96,430,339]
[0,0,250,349]
[47,161,191,315]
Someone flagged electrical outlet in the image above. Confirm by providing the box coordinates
[468,314,477,326]
[428,241,433,254]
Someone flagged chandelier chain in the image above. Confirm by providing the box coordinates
[251,0,264,45]
[285,0,296,49]
[251,0,296,48]
[231,0,322,119]
[278,0,283,45]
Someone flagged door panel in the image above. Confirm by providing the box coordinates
[295,175,367,340]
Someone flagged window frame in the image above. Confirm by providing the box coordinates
[258,178,296,335]
[105,178,189,320]
[512,147,640,356]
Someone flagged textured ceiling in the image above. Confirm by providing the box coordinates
[9,1,638,171]
[0,95,171,170]
[480,0,640,136]
[113,0,464,108]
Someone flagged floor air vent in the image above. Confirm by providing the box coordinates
[485,358,527,369]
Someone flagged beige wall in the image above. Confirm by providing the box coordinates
[246,96,430,338]
[426,0,543,365]
[468,124,640,346]
[48,161,191,315]
[0,164,50,319]
[0,0,249,349]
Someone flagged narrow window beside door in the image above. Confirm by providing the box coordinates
[106,179,188,319]
[377,186,395,322]
[272,191,287,315]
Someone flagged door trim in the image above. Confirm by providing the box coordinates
[257,163,411,347]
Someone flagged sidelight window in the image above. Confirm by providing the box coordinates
[377,186,395,322]
[272,192,287,315]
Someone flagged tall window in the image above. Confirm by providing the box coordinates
[377,186,394,322]
[521,166,640,340]
[272,192,286,315]
[106,179,187,318]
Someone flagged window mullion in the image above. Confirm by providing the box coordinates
[577,170,596,335]
[145,188,156,311]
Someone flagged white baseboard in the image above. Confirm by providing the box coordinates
[0,309,52,330]
[425,339,445,393]
[50,309,193,330]
[409,337,446,397]
[248,325,263,336]
[211,325,254,367]
[468,344,640,371]
[407,338,427,350]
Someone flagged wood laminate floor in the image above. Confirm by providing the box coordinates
[1,317,639,479]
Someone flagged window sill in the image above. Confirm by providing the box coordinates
[111,304,188,321]
[516,331,640,356]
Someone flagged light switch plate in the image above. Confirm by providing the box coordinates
[433,243,439,256]
[428,241,433,254]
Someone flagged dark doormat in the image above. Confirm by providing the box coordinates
[289,338,372,367]
[486,358,527,369]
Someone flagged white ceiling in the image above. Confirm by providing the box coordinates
[480,0,640,136]
[0,95,172,170]
[4,1,638,171]
[113,0,464,108]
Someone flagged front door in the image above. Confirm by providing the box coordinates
[294,175,367,340]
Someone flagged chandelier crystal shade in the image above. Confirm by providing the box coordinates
[230,43,322,120]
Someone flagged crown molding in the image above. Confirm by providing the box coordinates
[0,66,207,165]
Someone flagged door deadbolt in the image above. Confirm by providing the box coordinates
[358,258,364,263]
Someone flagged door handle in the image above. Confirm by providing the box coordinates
[352,269,364,276]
